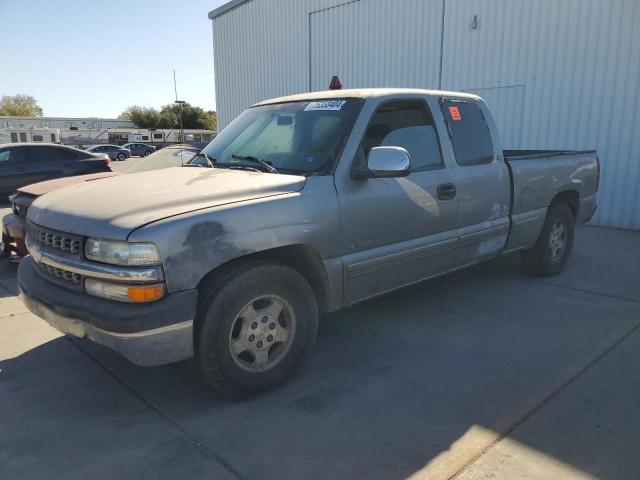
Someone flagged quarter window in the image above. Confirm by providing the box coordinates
[441,99,494,166]
[362,101,443,170]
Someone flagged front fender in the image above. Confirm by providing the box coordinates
[127,176,340,293]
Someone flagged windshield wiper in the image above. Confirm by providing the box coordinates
[231,154,279,173]
[187,152,216,167]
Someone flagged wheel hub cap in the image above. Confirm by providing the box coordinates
[548,220,566,261]
[228,295,294,371]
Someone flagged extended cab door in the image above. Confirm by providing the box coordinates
[440,98,511,267]
[335,97,459,304]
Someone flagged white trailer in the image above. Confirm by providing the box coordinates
[0,128,61,144]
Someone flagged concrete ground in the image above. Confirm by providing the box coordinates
[0,215,639,479]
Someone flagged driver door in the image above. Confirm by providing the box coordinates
[335,98,459,304]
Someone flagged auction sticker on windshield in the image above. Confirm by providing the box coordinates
[304,100,347,111]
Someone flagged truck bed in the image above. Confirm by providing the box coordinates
[502,149,599,253]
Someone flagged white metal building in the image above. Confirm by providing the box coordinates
[209,0,640,229]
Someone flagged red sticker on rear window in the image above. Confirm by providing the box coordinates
[449,106,462,121]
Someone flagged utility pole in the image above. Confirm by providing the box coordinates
[173,70,185,143]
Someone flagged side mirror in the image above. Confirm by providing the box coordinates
[367,146,411,178]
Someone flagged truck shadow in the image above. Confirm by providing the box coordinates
[3,248,638,479]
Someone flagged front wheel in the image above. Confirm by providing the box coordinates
[522,203,575,276]
[116,153,126,161]
[196,262,319,398]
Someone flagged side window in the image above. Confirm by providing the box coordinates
[362,101,443,170]
[0,148,26,163]
[32,134,44,142]
[441,99,494,166]
[19,132,27,142]
[30,146,66,162]
[10,133,18,143]
[60,148,80,160]
[153,133,163,139]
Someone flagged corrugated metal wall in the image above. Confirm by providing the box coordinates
[212,0,640,229]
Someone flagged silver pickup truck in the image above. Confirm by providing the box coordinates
[18,89,599,397]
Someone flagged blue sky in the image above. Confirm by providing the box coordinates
[0,0,228,118]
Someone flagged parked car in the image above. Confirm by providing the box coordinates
[0,143,111,200]
[121,143,156,157]
[86,144,131,161]
[18,89,599,398]
[2,145,201,257]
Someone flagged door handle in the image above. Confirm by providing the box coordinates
[437,183,457,200]
[15,167,26,172]
[63,162,72,167]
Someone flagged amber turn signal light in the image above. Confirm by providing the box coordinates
[127,284,165,303]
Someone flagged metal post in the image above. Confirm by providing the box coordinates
[173,70,186,143]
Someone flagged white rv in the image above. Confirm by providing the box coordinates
[0,128,61,144]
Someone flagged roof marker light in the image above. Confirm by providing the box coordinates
[329,76,342,90]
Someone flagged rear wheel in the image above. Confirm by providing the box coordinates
[522,203,575,276]
[144,150,152,156]
[196,262,319,398]
[116,152,126,161]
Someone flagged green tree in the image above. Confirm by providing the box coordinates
[158,103,215,130]
[0,94,43,116]
[118,106,163,128]
[119,103,216,131]
[205,110,217,131]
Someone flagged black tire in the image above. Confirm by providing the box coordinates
[196,261,319,398]
[522,203,575,277]
[144,150,152,156]
[117,153,126,161]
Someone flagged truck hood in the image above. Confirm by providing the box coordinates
[18,171,120,197]
[28,167,306,239]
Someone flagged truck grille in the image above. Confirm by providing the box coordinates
[28,223,82,256]
[38,262,83,286]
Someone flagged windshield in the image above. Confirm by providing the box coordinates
[123,148,197,174]
[200,99,362,174]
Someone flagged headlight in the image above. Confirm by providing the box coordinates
[85,279,165,303]
[85,239,161,266]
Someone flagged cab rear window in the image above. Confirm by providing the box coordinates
[441,99,494,166]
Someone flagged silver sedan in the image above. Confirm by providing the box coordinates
[86,144,131,161]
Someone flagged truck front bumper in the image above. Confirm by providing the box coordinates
[18,256,197,366]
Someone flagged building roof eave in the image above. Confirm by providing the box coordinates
[208,0,251,19]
